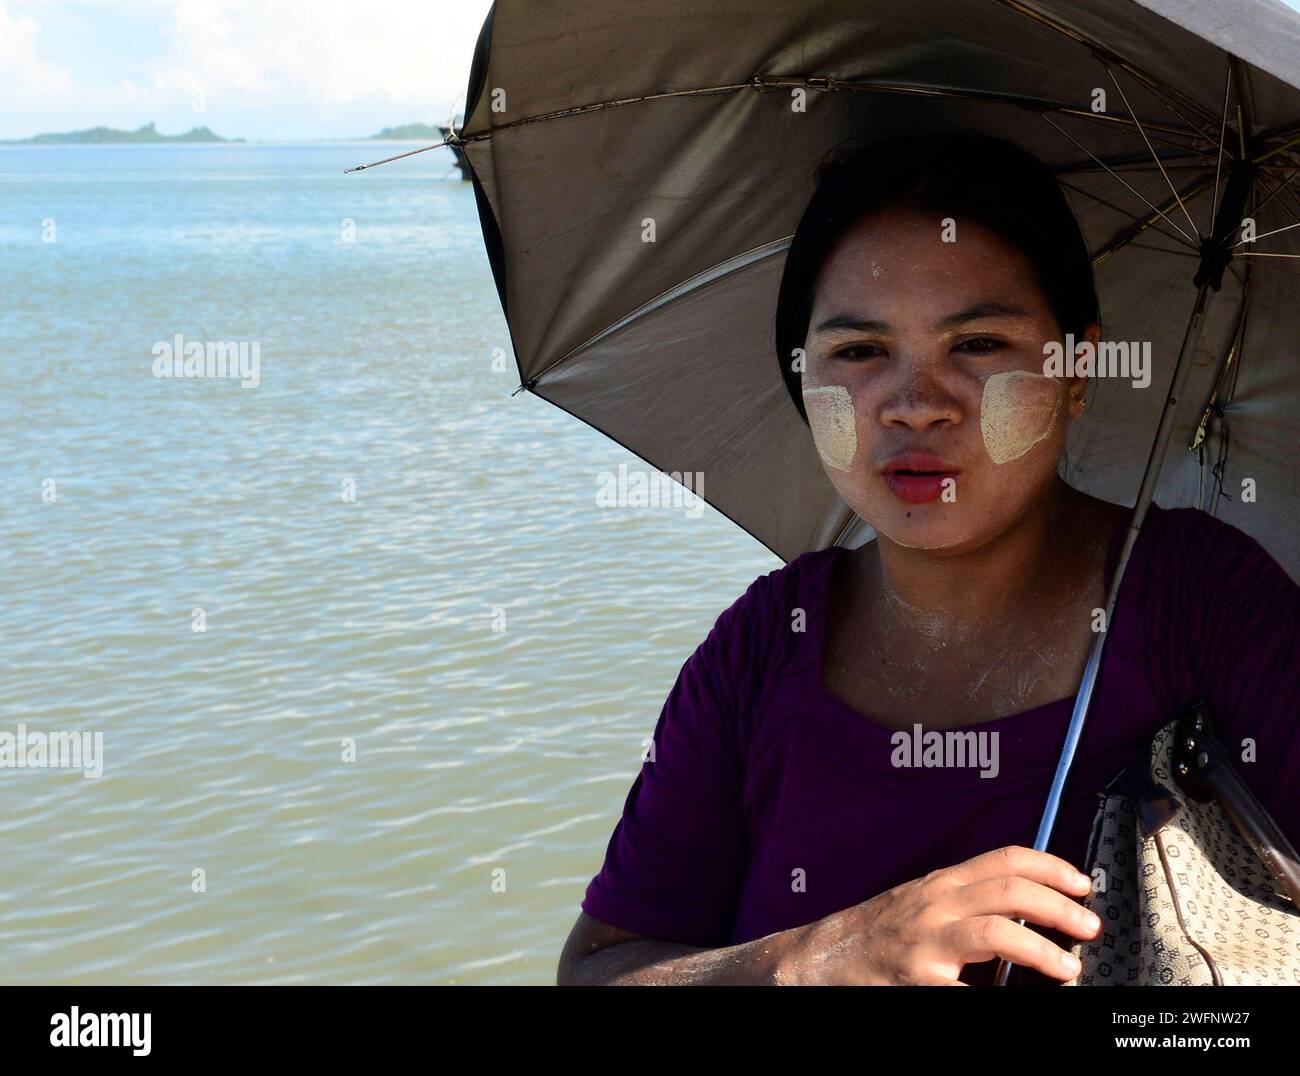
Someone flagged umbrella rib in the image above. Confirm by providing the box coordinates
[1209,62,1233,237]
[1276,184,1300,229]
[1122,242,1201,259]
[453,78,1200,147]
[524,236,791,387]
[344,134,461,173]
[828,80,1215,159]
[1253,130,1300,165]
[831,512,864,548]
[1055,160,1213,174]
[1247,169,1300,224]
[1053,149,1214,175]
[434,72,1287,178]
[1221,170,1300,260]
[826,79,1197,143]
[1103,64,1202,240]
[1056,176,1210,260]
[1038,113,1197,247]
[1231,219,1300,249]
[991,0,1221,130]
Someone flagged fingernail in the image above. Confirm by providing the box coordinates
[1062,952,1081,974]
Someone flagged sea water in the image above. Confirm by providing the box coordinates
[0,141,775,983]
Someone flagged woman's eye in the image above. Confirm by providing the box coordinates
[831,344,884,360]
[955,336,1004,354]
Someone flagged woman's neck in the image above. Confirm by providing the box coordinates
[868,477,1078,649]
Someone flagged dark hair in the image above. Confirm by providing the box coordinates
[774,131,1100,424]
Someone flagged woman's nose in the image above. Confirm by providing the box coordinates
[878,369,963,431]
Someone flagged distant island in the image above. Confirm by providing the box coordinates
[1,120,469,176]
[2,121,458,145]
[3,122,240,145]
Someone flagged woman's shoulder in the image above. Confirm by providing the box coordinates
[1123,503,1298,673]
[698,544,846,701]
[1137,503,1295,587]
[1066,491,1289,584]
[720,544,845,634]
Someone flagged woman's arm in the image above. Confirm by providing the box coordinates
[561,846,1100,985]
[556,911,793,985]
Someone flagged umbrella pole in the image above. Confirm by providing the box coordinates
[993,278,1216,986]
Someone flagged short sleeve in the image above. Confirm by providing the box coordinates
[1178,511,1300,846]
[580,569,782,947]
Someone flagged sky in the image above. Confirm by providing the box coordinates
[2,0,1299,142]
[0,0,495,140]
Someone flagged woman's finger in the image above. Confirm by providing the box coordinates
[950,875,1101,939]
[943,844,1092,896]
[939,914,1083,981]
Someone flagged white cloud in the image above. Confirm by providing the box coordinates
[0,4,77,106]
[0,0,492,139]
[152,0,472,106]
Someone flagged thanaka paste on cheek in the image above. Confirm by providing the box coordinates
[979,370,1062,465]
[804,384,857,471]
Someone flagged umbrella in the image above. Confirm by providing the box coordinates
[425,0,1300,577]
[353,0,1300,982]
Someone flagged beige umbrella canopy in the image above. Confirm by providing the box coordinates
[375,0,1300,579]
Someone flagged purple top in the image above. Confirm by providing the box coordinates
[581,504,1300,985]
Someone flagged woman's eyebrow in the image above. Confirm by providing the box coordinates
[811,301,1033,336]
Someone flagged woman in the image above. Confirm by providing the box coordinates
[556,132,1300,985]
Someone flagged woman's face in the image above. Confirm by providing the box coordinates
[801,204,1095,553]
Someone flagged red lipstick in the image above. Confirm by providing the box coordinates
[880,452,960,504]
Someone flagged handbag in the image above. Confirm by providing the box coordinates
[1065,699,1300,985]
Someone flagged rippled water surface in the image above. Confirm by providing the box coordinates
[0,142,778,983]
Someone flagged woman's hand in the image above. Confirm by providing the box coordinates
[777,845,1100,985]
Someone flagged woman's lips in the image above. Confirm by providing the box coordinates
[880,453,960,505]
[883,473,950,503]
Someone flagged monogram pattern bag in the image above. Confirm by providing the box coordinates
[1065,701,1300,986]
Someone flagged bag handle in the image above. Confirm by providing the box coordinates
[1172,698,1300,907]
